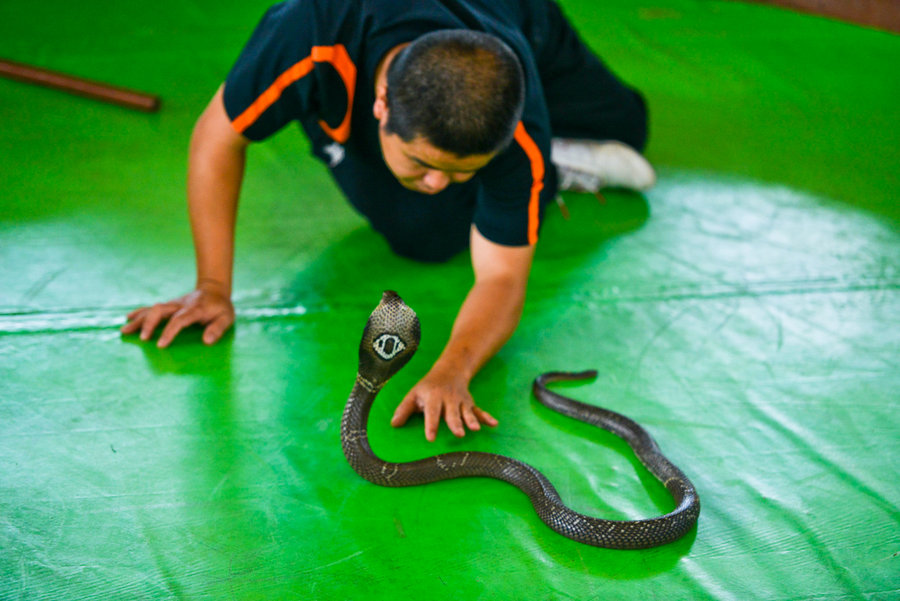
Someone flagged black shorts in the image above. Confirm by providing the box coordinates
[527,0,649,151]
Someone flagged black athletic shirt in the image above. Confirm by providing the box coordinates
[223,0,557,247]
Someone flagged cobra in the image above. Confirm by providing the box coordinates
[341,291,700,549]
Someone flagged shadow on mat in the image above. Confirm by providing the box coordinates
[279,189,651,317]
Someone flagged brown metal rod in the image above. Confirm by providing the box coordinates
[0,58,161,113]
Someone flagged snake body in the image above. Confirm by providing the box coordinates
[341,291,700,549]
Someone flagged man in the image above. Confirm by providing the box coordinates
[122,0,655,441]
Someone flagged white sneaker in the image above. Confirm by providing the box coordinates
[551,139,657,192]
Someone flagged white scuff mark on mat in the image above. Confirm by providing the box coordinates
[0,304,309,334]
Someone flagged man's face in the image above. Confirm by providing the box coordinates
[377,126,496,195]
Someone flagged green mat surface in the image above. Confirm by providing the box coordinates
[1,1,898,599]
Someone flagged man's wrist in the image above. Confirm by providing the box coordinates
[196,277,231,296]
[431,352,476,383]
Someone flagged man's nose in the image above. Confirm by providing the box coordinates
[421,169,450,192]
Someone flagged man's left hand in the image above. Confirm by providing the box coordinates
[391,367,498,441]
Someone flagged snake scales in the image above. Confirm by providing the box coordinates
[341,291,700,549]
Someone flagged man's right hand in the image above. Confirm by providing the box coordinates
[121,283,235,348]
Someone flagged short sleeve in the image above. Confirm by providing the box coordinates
[473,121,556,246]
[223,1,322,141]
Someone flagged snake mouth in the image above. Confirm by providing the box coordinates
[380,290,402,305]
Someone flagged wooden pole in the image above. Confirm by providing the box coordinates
[742,0,900,33]
[0,58,161,113]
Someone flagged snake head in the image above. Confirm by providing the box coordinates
[357,291,421,388]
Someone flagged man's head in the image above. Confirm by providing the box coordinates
[373,30,525,194]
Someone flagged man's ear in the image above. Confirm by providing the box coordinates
[373,83,389,123]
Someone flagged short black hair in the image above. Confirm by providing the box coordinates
[384,30,525,157]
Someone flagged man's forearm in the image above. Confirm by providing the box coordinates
[431,275,526,381]
[389,215,534,439]
[187,85,248,296]
[121,85,247,348]
[430,226,535,384]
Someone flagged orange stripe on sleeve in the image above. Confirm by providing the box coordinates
[231,44,357,144]
[513,122,545,245]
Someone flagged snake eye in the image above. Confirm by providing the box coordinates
[373,333,406,361]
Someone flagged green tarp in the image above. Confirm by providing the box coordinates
[1,1,897,599]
